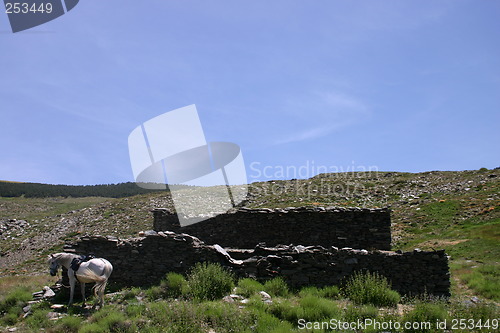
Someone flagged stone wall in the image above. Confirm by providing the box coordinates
[152,207,392,250]
[63,231,450,296]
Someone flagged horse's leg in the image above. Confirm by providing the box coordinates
[81,282,86,307]
[68,273,75,306]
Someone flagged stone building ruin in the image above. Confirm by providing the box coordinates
[64,206,451,296]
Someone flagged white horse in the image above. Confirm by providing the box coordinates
[48,252,113,308]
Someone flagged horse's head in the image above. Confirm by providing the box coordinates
[47,254,59,276]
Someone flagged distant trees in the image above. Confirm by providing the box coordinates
[0,181,168,198]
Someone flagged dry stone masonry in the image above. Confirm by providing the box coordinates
[152,207,392,250]
[64,230,451,296]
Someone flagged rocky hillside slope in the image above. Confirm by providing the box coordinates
[0,168,498,299]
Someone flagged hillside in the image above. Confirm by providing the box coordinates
[0,168,499,301]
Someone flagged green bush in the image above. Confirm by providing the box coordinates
[125,303,146,318]
[268,299,300,323]
[82,307,134,333]
[264,277,289,297]
[120,287,142,301]
[145,285,164,301]
[342,271,400,307]
[198,301,253,332]
[403,301,449,332]
[299,285,339,299]
[344,304,378,322]
[53,315,83,333]
[24,308,53,331]
[298,295,340,322]
[236,278,265,298]
[252,310,295,333]
[318,285,340,299]
[161,272,187,299]
[185,262,235,301]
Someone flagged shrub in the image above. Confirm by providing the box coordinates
[147,301,204,332]
[342,271,400,307]
[263,277,289,297]
[268,299,300,323]
[145,285,163,301]
[198,301,254,332]
[161,272,187,299]
[125,303,146,318]
[252,311,295,333]
[52,315,83,333]
[299,285,340,299]
[298,295,340,321]
[121,287,142,301]
[236,278,265,298]
[344,304,378,322]
[82,307,133,333]
[186,263,235,301]
[403,301,449,332]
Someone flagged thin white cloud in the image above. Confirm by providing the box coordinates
[273,91,371,145]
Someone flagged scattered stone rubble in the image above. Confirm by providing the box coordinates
[0,219,29,240]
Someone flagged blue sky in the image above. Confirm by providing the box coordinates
[1,0,499,185]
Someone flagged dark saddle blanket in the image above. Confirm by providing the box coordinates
[70,254,94,272]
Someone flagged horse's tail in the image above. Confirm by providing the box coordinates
[92,260,113,305]
[93,261,113,298]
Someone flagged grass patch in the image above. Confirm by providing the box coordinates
[403,301,449,332]
[0,286,33,325]
[161,272,187,299]
[236,278,265,298]
[342,271,400,307]
[263,277,289,297]
[185,263,235,301]
[462,265,500,300]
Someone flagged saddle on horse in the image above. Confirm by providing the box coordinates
[70,254,95,272]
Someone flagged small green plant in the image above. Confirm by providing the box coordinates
[236,278,265,298]
[403,301,449,332]
[264,277,289,297]
[161,272,187,298]
[145,285,164,301]
[81,307,133,333]
[198,301,254,332]
[268,299,301,323]
[343,304,378,322]
[298,285,340,299]
[53,315,83,333]
[24,308,53,330]
[252,310,295,333]
[120,287,142,301]
[342,271,400,307]
[319,285,340,299]
[186,262,235,301]
[298,295,341,321]
[146,301,204,332]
